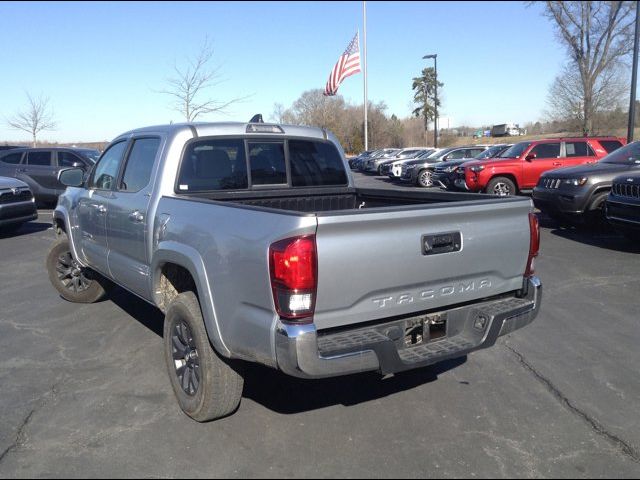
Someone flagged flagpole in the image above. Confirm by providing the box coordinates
[363,1,368,151]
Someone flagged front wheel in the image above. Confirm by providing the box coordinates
[46,237,108,303]
[486,177,517,196]
[164,291,244,422]
[416,169,434,187]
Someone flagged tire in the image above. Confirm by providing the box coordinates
[163,291,244,422]
[416,169,434,188]
[584,192,609,229]
[486,177,517,196]
[46,237,107,303]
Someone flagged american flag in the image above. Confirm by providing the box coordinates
[324,32,361,96]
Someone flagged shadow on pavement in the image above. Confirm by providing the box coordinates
[108,286,165,337]
[0,221,51,239]
[242,356,466,414]
[105,285,467,415]
[537,212,640,253]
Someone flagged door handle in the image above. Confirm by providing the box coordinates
[92,204,107,214]
[129,210,144,223]
[552,162,562,166]
[17,168,27,173]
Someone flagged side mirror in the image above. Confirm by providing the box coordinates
[525,153,536,161]
[58,167,85,187]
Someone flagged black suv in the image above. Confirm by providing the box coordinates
[0,147,99,204]
[533,141,640,225]
[605,172,640,240]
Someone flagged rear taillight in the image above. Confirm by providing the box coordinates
[269,235,317,322]
[525,213,540,277]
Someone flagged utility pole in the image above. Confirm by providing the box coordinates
[628,0,640,143]
[363,1,368,151]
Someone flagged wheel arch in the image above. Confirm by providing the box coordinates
[151,243,230,358]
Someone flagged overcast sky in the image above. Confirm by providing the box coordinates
[0,1,618,143]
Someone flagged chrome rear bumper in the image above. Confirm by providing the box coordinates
[275,276,541,379]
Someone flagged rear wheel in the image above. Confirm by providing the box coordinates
[417,169,434,188]
[164,291,244,422]
[46,237,108,303]
[486,177,517,196]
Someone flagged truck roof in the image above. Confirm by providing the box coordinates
[116,122,329,141]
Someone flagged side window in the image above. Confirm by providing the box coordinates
[0,152,23,165]
[58,151,84,167]
[599,140,623,153]
[248,142,287,185]
[26,151,53,166]
[120,138,161,192]
[177,138,247,192]
[530,143,560,159]
[565,141,594,157]
[289,140,348,187]
[468,148,485,157]
[446,150,467,160]
[89,141,128,190]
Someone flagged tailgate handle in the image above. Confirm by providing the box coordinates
[422,232,462,255]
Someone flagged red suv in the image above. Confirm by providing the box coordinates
[458,137,626,196]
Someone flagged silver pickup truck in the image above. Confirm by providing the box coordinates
[47,121,542,422]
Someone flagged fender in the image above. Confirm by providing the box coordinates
[150,241,230,358]
[52,206,86,267]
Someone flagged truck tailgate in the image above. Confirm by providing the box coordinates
[313,199,532,330]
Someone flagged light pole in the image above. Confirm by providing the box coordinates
[423,53,438,148]
[627,0,639,143]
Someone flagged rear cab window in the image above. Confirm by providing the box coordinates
[176,137,347,192]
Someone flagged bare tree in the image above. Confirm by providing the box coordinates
[7,93,57,147]
[536,1,635,135]
[159,38,247,121]
[546,60,627,132]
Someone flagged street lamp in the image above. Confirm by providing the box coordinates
[627,0,639,143]
[423,53,438,148]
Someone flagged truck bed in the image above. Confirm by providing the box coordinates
[179,187,527,215]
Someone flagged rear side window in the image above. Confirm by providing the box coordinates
[120,138,160,192]
[58,151,84,167]
[248,142,287,185]
[565,141,595,157]
[289,140,348,187]
[0,152,23,164]
[599,140,623,153]
[530,143,560,159]
[177,139,247,191]
[26,151,53,166]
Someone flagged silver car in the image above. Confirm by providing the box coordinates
[0,176,37,233]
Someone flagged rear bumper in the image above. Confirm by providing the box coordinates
[0,201,38,226]
[275,276,542,379]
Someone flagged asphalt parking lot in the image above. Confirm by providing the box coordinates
[1,173,640,478]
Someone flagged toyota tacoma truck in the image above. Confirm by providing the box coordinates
[47,121,542,422]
